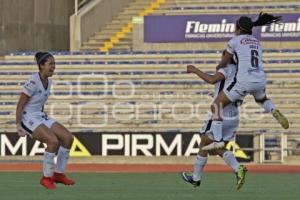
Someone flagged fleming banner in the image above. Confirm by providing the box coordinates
[144,13,300,42]
[0,132,253,161]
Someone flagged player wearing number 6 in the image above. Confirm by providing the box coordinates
[202,12,289,151]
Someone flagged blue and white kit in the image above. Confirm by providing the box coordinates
[21,72,56,134]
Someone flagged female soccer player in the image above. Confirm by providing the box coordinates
[181,52,247,190]
[182,49,289,189]
[203,12,289,150]
[16,52,75,189]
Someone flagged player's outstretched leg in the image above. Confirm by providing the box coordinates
[236,165,247,190]
[202,140,225,150]
[272,109,289,129]
[181,172,201,187]
[255,97,289,129]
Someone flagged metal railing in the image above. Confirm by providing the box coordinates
[75,0,92,16]
[239,131,300,164]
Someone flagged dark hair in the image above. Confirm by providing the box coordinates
[236,12,281,34]
[35,52,53,69]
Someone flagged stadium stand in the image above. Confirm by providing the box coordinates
[1,50,300,135]
[81,0,166,52]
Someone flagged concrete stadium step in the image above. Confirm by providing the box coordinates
[98,25,125,31]
[88,36,131,42]
[84,40,130,46]
[80,0,160,52]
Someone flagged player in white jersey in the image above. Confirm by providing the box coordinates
[16,52,75,189]
[181,52,247,190]
[203,12,289,150]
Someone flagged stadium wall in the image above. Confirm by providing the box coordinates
[0,0,74,55]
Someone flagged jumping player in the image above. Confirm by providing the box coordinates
[202,12,289,150]
[16,52,75,189]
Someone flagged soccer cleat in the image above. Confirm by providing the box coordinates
[40,176,56,189]
[52,172,75,185]
[201,141,225,150]
[272,109,289,129]
[181,172,201,187]
[235,165,247,190]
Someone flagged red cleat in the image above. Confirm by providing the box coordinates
[40,176,56,189]
[52,172,75,185]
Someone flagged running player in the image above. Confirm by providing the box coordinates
[181,52,247,190]
[203,12,289,150]
[16,52,75,189]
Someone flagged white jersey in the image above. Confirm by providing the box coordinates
[200,64,239,141]
[22,72,52,114]
[227,34,266,84]
[215,64,239,119]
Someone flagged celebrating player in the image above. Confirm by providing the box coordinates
[181,52,247,190]
[202,12,289,150]
[16,52,75,189]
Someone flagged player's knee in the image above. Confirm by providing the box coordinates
[255,96,269,104]
[198,150,208,157]
[200,135,212,145]
[62,132,74,148]
[69,134,74,143]
[67,134,74,145]
[47,136,59,149]
[214,149,226,156]
[208,150,216,155]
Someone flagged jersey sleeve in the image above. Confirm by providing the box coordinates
[22,78,37,97]
[226,37,237,55]
[217,68,228,79]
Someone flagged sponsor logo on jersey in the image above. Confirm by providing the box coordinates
[240,38,259,45]
[24,82,35,90]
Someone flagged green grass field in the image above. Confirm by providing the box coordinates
[0,172,299,200]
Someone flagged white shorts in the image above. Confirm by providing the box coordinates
[223,80,266,102]
[200,118,239,141]
[21,111,56,135]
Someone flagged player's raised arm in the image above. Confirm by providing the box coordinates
[187,65,225,84]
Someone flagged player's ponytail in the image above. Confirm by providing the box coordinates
[252,12,281,27]
[236,12,281,34]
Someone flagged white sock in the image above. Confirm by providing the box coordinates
[223,151,240,172]
[43,151,55,177]
[193,155,207,181]
[212,120,223,141]
[55,146,70,174]
[262,100,275,113]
